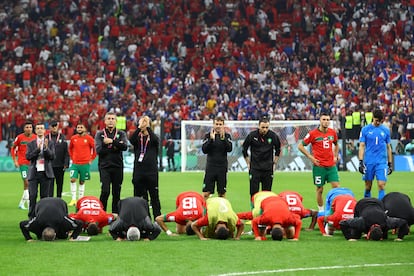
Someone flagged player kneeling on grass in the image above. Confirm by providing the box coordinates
[269,224,296,241]
[278,190,318,230]
[191,197,244,240]
[317,194,356,236]
[109,197,161,241]
[339,197,409,241]
[69,196,116,236]
[126,227,141,241]
[382,192,414,229]
[238,190,278,235]
[238,194,302,241]
[155,191,205,236]
[317,187,357,236]
[19,197,82,242]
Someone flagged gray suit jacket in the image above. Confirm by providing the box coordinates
[26,139,55,180]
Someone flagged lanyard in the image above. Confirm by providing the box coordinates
[259,135,265,143]
[140,132,150,154]
[103,128,117,148]
[103,128,117,139]
[49,132,60,143]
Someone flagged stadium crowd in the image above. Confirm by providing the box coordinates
[0,0,413,143]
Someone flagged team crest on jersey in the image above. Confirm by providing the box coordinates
[84,139,88,143]
[267,138,272,144]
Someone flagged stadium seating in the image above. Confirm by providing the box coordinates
[0,0,412,142]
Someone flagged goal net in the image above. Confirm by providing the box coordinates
[180,120,320,172]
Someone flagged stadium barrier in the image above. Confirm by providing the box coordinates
[1,139,412,172]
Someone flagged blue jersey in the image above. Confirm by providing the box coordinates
[359,124,390,165]
[318,187,354,216]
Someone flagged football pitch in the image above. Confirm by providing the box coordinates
[1,171,414,275]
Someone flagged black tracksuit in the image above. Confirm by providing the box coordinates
[48,132,69,197]
[165,140,176,171]
[382,192,414,226]
[339,197,409,240]
[201,132,232,195]
[242,129,281,196]
[19,197,82,240]
[109,197,161,240]
[129,127,161,219]
[95,128,128,213]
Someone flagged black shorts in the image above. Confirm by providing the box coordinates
[202,167,227,195]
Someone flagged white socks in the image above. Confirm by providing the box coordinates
[71,182,77,200]
[23,189,29,200]
[71,182,85,199]
[19,191,25,206]
[19,190,30,208]
[79,184,85,198]
[23,189,29,207]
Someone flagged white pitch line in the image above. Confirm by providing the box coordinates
[213,262,414,276]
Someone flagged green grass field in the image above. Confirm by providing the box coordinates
[1,171,414,276]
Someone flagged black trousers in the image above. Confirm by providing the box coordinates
[28,172,52,218]
[249,168,274,197]
[99,167,123,213]
[167,155,175,170]
[132,173,161,219]
[51,167,65,197]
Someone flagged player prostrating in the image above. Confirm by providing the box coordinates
[11,121,36,209]
[249,190,278,218]
[239,194,302,241]
[298,112,340,212]
[317,194,356,236]
[68,122,96,206]
[155,191,206,236]
[69,196,116,235]
[278,190,318,230]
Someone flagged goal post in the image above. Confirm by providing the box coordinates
[180,120,321,172]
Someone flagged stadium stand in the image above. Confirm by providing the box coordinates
[0,0,413,143]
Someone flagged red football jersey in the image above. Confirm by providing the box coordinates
[11,133,37,165]
[69,134,96,164]
[317,195,356,234]
[69,196,114,229]
[302,127,338,167]
[278,191,311,219]
[252,196,302,239]
[165,192,205,225]
[75,195,104,210]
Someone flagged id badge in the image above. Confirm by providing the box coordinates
[138,153,144,162]
[36,159,45,171]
